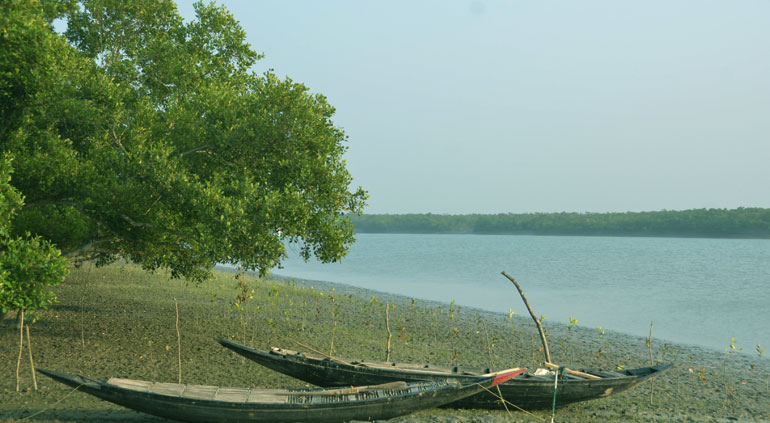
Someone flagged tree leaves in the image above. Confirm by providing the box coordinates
[2,0,367,283]
[0,155,69,320]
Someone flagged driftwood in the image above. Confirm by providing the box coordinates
[501,272,552,364]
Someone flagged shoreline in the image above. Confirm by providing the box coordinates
[271,234,770,354]
[267,269,732,357]
[1,264,769,422]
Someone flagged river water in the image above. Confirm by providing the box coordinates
[273,233,770,353]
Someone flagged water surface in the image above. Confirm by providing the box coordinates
[274,234,770,352]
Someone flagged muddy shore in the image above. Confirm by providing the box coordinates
[1,264,768,422]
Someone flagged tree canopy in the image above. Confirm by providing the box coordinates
[351,209,770,239]
[1,0,367,282]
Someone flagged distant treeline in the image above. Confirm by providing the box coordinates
[351,208,770,238]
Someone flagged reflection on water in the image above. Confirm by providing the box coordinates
[274,234,770,352]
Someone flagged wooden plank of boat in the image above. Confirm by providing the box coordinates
[543,361,600,379]
[215,337,672,411]
[37,367,525,423]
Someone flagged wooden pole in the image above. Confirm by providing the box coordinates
[174,298,182,384]
[385,303,392,362]
[26,324,37,390]
[501,272,552,364]
[16,311,24,392]
[648,321,655,405]
[481,318,495,368]
[329,292,337,356]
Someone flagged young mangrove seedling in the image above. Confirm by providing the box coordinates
[755,344,766,359]
[449,300,459,364]
[568,316,578,333]
[596,326,606,360]
[507,309,516,332]
[723,337,742,405]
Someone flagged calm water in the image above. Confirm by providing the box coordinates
[274,234,770,352]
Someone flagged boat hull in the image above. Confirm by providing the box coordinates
[216,338,671,410]
[37,368,520,423]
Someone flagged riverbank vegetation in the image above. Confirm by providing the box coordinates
[352,208,770,238]
[2,0,365,284]
[1,264,768,422]
[2,0,365,353]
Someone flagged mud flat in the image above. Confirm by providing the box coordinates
[1,264,768,422]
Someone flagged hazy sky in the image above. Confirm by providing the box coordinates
[176,1,770,214]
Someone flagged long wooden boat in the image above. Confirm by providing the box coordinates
[37,367,524,423]
[216,338,671,410]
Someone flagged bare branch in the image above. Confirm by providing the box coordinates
[111,127,128,155]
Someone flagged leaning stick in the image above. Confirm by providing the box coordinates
[16,311,24,392]
[174,298,182,384]
[648,321,655,404]
[26,324,37,390]
[385,303,392,362]
[501,272,551,364]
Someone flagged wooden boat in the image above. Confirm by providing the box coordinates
[216,338,672,410]
[37,367,524,423]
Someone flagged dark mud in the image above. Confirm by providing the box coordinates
[1,264,768,422]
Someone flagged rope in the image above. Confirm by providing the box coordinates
[496,384,512,417]
[550,366,565,423]
[293,340,356,366]
[17,383,85,422]
[476,383,549,422]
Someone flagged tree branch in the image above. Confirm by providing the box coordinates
[21,199,189,243]
[64,240,115,260]
[119,214,188,237]
[111,127,128,155]
[22,200,83,210]
[0,100,49,140]
[179,145,216,157]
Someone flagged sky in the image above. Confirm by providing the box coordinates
[175,1,770,214]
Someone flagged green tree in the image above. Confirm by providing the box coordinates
[0,155,24,325]
[2,0,366,283]
[0,156,23,238]
[0,156,69,326]
[0,233,69,324]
